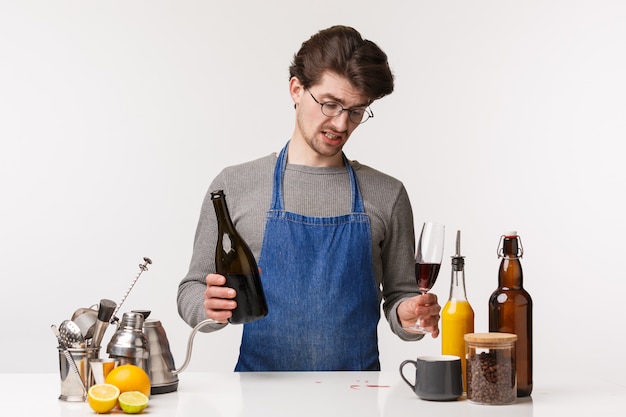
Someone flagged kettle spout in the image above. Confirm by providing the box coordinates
[172,319,218,375]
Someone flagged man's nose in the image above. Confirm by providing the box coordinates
[330,111,351,131]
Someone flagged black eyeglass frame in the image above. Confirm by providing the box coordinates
[306,90,374,124]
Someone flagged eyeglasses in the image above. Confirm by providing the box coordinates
[307,90,373,124]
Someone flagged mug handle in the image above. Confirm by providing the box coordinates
[399,359,417,390]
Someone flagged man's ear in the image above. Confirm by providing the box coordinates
[289,77,304,108]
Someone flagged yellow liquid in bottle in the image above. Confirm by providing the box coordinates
[441,299,474,390]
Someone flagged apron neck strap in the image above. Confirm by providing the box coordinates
[271,141,364,213]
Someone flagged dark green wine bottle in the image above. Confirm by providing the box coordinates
[211,190,268,324]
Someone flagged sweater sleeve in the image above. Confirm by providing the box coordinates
[177,154,275,332]
[177,181,227,333]
[379,184,424,341]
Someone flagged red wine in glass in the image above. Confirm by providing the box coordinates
[405,222,445,333]
[415,262,441,293]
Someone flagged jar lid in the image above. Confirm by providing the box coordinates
[464,332,518,343]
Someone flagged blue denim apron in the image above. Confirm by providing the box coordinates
[234,143,380,371]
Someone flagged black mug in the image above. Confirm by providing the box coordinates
[399,355,463,401]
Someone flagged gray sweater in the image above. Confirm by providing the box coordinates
[177,152,422,341]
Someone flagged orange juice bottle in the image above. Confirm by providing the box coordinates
[441,230,474,391]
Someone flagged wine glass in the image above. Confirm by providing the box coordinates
[406,222,445,333]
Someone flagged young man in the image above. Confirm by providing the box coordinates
[177,25,440,371]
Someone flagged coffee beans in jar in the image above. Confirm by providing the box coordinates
[464,333,517,405]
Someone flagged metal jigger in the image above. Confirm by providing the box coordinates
[90,299,117,349]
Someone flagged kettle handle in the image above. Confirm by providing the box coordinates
[172,318,218,375]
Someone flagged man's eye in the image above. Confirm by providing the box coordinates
[323,102,342,112]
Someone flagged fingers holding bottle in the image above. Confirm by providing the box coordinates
[204,273,237,323]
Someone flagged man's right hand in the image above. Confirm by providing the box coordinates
[204,273,237,323]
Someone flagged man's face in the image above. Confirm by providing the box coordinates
[291,72,371,165]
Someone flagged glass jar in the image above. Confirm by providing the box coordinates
[464,332,517,405]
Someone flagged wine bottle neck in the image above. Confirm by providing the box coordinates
[211,190,236,232]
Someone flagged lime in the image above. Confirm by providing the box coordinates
[118,391,149,414]
[87,383,120,414]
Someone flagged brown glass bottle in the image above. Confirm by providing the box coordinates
[488,232,533,397]
[211,190,268,324]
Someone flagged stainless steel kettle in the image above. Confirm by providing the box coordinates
[142,318,215,394]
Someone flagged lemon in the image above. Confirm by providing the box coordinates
[105,364,151,397]
[87,383,120,414]
[118,391,149,414]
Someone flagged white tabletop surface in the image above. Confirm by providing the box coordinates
[0,370,622,417]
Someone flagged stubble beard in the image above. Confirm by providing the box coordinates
[296,111,346,159]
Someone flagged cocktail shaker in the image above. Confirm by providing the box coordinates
[106,312,150,373]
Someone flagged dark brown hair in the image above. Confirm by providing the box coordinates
[289,25,394,101]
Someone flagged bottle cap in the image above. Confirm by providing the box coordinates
[451,256,465,271]
[210,189,225,200]
[498,232,524,258]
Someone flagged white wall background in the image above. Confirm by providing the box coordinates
[2,0,625,386]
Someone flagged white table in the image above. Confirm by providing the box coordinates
[0,370,621,416]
